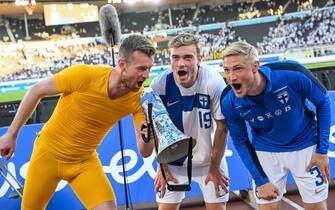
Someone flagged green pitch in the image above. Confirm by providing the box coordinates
[0,61,334,103]
[143,76,154,87]
[304,61,335,70]
[0,91,26,103]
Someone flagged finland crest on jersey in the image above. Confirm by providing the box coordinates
[151,65,226,166]
[276,90,289,104]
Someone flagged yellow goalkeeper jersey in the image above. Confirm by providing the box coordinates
[38,64,144,161]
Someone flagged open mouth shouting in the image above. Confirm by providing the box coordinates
[178,69,187,76]
[232,83,242,90]
[137,80,144,87]
[177,69,188,80]
[231,83,243,95]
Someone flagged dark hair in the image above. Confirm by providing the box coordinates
[119,34,155,63]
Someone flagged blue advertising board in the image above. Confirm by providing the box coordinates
[0,91,334,209]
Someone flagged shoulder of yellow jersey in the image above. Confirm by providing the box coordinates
[54,64,112,93]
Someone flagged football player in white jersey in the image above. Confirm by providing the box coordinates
[150,33,230,210]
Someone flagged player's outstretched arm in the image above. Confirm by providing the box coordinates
[0,77,59,160]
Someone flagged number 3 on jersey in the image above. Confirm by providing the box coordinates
[198,111,211,128]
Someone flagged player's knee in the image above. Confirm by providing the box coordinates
[158,202,180,210]
[258,202,280,210]
[205,202,226,210]
[92,200,117,210]
[304,200,327,210]
[21,197,48,210]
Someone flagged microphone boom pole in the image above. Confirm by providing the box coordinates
[99,4,132,210]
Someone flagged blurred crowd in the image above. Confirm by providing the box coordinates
[0,0,334,83]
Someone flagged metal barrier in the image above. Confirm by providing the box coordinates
[0,159,23,199]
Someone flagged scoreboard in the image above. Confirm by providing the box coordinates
[43,3,98,26]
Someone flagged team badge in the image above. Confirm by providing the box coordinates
[198,94,210,109]
[277,90,289,104]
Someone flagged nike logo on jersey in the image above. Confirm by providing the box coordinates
[167,100,180,106]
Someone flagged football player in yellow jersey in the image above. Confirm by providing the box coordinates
[0,34,155,210]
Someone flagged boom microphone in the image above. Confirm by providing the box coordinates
[99,4,121,47]
[100,5,129,208]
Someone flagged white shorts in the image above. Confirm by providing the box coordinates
[253,145,328,204]
[156,159,229,204]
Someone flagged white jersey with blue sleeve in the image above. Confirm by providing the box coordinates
[151,64,226,167]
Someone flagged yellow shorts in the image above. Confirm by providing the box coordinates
[21,140,115,210]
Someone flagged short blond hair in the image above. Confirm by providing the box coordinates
[168,33,201,55]
[222,41,259,64]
